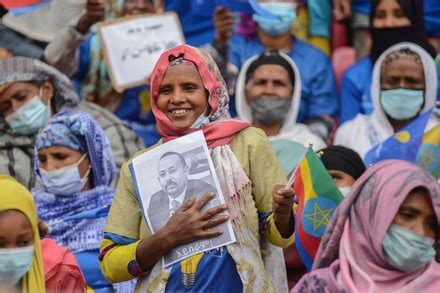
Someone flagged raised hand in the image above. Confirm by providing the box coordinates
[76,0,106,35]
[272,185,295,238]
[214,6,234,46]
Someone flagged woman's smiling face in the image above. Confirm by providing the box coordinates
[156,64,209,129]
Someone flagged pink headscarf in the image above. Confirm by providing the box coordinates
[294,160,440,292]
[150,45,250,148]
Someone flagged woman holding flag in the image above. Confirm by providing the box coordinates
[98,45,295,292]
[335,42,438,160]
[294,160,440,292]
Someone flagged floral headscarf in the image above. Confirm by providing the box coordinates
[295,160,440,292]
[150,44,250,148]
[34,110,115,186]
[35,121,86,152]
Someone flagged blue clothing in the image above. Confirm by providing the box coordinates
[73,35,92,94]
[230,35,338,122]
[425,0,440,37]
[307,0,332,37]
[339,57,373,123]
[166,247,242,292]
[352,0,371,14]
[76,250,113,292]
[164,0,215,46]
[114,85,161,147]
[0,23,45,59]
[339,56,440,123]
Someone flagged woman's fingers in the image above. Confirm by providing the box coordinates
[201,204,228,220]
[180,195,196,211]
[272,185,294,222]
[196,228,224,238]
[202,215,229,230]
[273,186,294,201]
[194,192,215,210]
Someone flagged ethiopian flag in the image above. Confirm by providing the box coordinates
[292,148,344,271]
[364,108,439,179]
[416,123,440,179]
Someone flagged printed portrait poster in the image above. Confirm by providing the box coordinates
[129,131,236,267]
[98,12,185,92]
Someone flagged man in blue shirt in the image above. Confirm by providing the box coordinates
[163,0,216,46]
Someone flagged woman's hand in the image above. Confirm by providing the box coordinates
[136,192,229,272]
[164,192,229,246]
[272,185,295,238]
[214,6,234,46]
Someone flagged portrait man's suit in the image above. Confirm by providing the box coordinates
[147,179,216,232]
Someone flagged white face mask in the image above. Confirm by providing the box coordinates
[37,154,91,196]
[0,245,34,287]
[338,186,351,197]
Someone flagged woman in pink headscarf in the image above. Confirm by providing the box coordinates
[294,160,440,292]
[98,45,295,292]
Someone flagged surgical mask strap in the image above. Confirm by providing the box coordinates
[191,105,210,128]
[38,86,43,100]
[81,164,92,182]
[76,153,92,183]
[76,153,87,167]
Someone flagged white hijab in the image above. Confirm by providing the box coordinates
[334,42,438,158]
[235,52,325,150]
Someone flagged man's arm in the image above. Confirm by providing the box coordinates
[43,0,105,76]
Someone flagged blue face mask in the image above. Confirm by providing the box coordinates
[0,245,34,287]
[5,90,51,135]
[382,224,435,272]
[191,113,210,129]
[253,2,296,36]
[37,154,91,196]
[380,88,424,120]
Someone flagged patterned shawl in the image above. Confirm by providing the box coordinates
[294,160,440,292]
[32,110,116,253]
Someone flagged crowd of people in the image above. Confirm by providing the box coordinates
[0,0,439,292]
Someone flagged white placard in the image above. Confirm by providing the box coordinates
[129,131,236,267]
[99,13,185,91]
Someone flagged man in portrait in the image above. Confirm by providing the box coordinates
[147,151,217,232]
